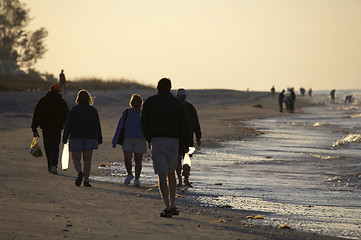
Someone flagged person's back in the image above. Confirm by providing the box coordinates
[32,90,68,130]
[63,104,102,142]
[142,91,187,142]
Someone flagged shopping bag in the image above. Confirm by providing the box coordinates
[29,137,43,158]
[61,143,69,171]
[181,147,195,177]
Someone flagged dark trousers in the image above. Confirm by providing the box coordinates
[42,129,62,171]
[289,101,295,113]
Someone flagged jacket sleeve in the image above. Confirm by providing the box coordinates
[31,100,42,131]
[190,105,201,140]
[95,110,102,144]
[61,100,69,126]
[180,103,192,148]
[140,101,151,143]
[112,111,126,148]
[62,110,72,143]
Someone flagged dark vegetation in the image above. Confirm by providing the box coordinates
[0,71,152,91]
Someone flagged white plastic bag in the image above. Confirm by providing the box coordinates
[61,143,69,170]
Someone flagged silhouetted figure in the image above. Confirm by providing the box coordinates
[289,88,296,113]
[345,95,352,103]
[63,90,102,187]
[308,88,313,97]
[300,87,305,96]
[330,89,336,103]
[271,86,275,98]
[175,88,201,187]
[112,94,147,187]
[278,90,285,112]
[140,78,191,218]
[59,69,66,92]
[31,84,69,174]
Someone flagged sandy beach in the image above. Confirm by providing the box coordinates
[0,89,344,240]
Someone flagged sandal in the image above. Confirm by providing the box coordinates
[160,209,172,218]
[171,207,179,216]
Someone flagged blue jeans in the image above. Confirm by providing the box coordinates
[42,129,62,171]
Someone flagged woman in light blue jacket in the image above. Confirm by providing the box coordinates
[112,94,147,187]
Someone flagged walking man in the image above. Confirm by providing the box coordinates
[140,78,191,218]
[31,84,69,174]
[175,88,201,187]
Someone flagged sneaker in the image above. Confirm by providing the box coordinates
[50,165,58,174]
[177,182,182,188]
[124,175,134,185]
[171,207,179,216]
[160,209,172,218]
[75,172,84,186]
[134,179,140,187]
[184,181,193,188]
[83,181,92,187]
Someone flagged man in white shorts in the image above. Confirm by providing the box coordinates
[140,78,191,218]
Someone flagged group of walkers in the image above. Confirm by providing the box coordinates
[31,77,201,218]
[278,88,296,113]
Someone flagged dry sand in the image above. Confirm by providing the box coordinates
[0,89,344,240]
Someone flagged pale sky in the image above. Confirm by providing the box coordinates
[23,0,361,91]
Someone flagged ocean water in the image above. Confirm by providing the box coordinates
[93,89,361,239]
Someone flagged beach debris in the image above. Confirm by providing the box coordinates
[253,104,263,108]
[146,188,154,191]
[136,194,141,197]
[195,211,201,215]
[247,215,264,219]
[215,139,223,142]
[218,204,232,209]
[255,131,265,135]
[218,218,227,223]
[265,156,272,159]
[279,224,292,229]
[214,183,222,185]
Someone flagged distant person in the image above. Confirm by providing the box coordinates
[175,88,201,187]
[112,94,147,187]
[59,69,66,92]
[31,84,69,174]
[345,95,352,103]
[289,88,296,113]
[300,87,305,96]
[271,86,275,98]
[330,89,336,103]
[308,88,313,97]
[278,89,285,112]
[63,90,102,187]
[140,78,191,218]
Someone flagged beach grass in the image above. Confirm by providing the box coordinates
[0,74,152,91]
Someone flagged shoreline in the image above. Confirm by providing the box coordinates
[1,89,345,240]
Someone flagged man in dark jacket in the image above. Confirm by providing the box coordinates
[140,78,191,218]
[175,88,201,187]
[279,89,285,112]
[31,84,69,174]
